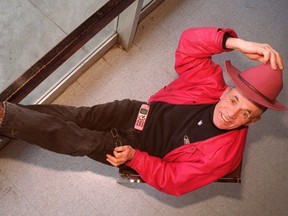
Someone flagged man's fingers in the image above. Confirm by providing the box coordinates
[105,145,135,167]
[106,150,127,167]
[245,43,284,70]
[106,154,123,167]
[257,44,284,70]
[274,50,284,70]
[114,145,128,152]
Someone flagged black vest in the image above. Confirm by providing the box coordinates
[139,102,228,158]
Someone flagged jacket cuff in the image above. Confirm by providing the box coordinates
[218,28,238,52]
[126,149,142,168]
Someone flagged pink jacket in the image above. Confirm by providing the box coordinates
[126,27,248,196]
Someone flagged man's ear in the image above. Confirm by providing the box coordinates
[220,87,231,99]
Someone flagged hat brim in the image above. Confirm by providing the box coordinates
[225,60,288,111]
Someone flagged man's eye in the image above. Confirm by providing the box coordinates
[229,98,236,104]
[242,112,249,118]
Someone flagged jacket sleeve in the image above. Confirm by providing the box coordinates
[148,27,238,105]
[174,27,237,77]
[126,129,247,196]
[126,150,218,196]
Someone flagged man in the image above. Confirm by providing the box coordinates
[0,27,286,196]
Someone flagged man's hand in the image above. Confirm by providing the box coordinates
[106,145,136,167]
[225,37,284,70]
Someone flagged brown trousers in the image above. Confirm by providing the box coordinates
[0,99,143,165]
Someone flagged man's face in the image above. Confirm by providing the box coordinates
[213,87,264,130]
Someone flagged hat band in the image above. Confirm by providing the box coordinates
[237,74,275,104]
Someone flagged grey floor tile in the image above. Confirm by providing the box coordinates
[0,171,41,216]
[194,183,274,216]
[156,192,218,216]
[134,16,179,76]
[104,187,158,216]
[0,189,41,216]
[243,137,288,215]
[0,171,13,200]
[53,80,94,106]
[1,144,111,215]
[29,0,108,34]
[148,0,206,35]
[1,0,288,215]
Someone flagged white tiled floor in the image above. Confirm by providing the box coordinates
[1,0,288,215]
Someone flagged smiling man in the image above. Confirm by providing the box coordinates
[213,87,264,130]
[0,27,286,196]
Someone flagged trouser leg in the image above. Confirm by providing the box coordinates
[20,100,140,131]
[0,100,143,165]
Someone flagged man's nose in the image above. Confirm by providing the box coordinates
[228,107,239,119]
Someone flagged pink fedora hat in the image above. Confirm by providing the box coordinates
[225,60,287,111]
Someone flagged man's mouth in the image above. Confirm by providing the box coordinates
[221,113,230,123]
